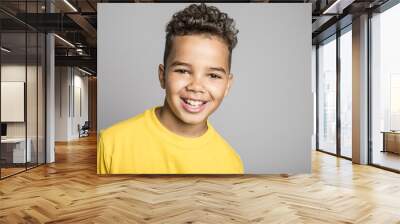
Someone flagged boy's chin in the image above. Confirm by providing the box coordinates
[179,116,207,125]
[177,113,208,125]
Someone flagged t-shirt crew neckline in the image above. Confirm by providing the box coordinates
[146,106,215,148]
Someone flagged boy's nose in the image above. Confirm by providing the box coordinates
[186,77,205,93]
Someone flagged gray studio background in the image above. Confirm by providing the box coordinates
[97,3,312,174]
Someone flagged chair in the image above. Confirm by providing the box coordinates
[79,121,90,138]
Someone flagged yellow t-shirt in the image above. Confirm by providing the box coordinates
[97,107,244,174]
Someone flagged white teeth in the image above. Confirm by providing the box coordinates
[185,99,204,107]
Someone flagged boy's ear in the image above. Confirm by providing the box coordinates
[224,73,234,97]
[158,64,165,89]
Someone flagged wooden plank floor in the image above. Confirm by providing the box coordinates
[0,167,26,178]
[1,135,400,224]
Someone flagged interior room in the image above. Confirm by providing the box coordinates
[0,29,46,177]
[0,0,400,223]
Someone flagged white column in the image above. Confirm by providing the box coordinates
[46,33,55,163]
[46,1,55,163]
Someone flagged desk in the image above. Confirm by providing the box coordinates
[382,131,400,154]
[1,138,31,163]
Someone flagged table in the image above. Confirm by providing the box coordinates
[381,131,400,154]
[1,138,32,163]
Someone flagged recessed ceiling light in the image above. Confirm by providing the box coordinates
[54,34,75,48]
[78,67,93,76]
[1,47,11,53]
[322,0,354,15]
[63,0,78,12]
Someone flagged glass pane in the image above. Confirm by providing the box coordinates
[312,46,317,150]
[0,1,46,178]
[371,3,400,171]
[340,29,352,158]
[1,31,27,177]
[318,37,337,154]
[38,33,45,165]
[27,31,38,169]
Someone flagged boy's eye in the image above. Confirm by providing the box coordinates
[209,73,222,79]
[175,69,189,74]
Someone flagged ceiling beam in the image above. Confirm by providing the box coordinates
[67,13,97,39]
[55,55,96,70]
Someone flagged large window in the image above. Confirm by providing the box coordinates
[371,3,400,171]
[316,26,353,159]
[339,28,352,158]
[318,36,337,154]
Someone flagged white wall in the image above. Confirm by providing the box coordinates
[1,65,39,138]
[72,72,89,138]
[55,67,69,141]
[55,67,89,141]
[1,64,46,164]
[1,66,26,141]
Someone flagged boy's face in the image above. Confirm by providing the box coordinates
[158,34,233,125]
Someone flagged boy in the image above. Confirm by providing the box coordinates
[97,3,243,174]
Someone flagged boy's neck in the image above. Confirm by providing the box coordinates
[155,103,208,138]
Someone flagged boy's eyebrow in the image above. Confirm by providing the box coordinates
[209,67,227,74]
[169,61,192,68]
[170,61,227,74]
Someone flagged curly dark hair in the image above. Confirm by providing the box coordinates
[163,3,239,70]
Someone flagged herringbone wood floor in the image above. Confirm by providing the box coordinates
[1,135,400,224]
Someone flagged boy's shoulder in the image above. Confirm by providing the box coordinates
[99,109,149,141]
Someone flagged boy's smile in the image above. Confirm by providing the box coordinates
[157,34,233,136]
[180,97,209,113]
